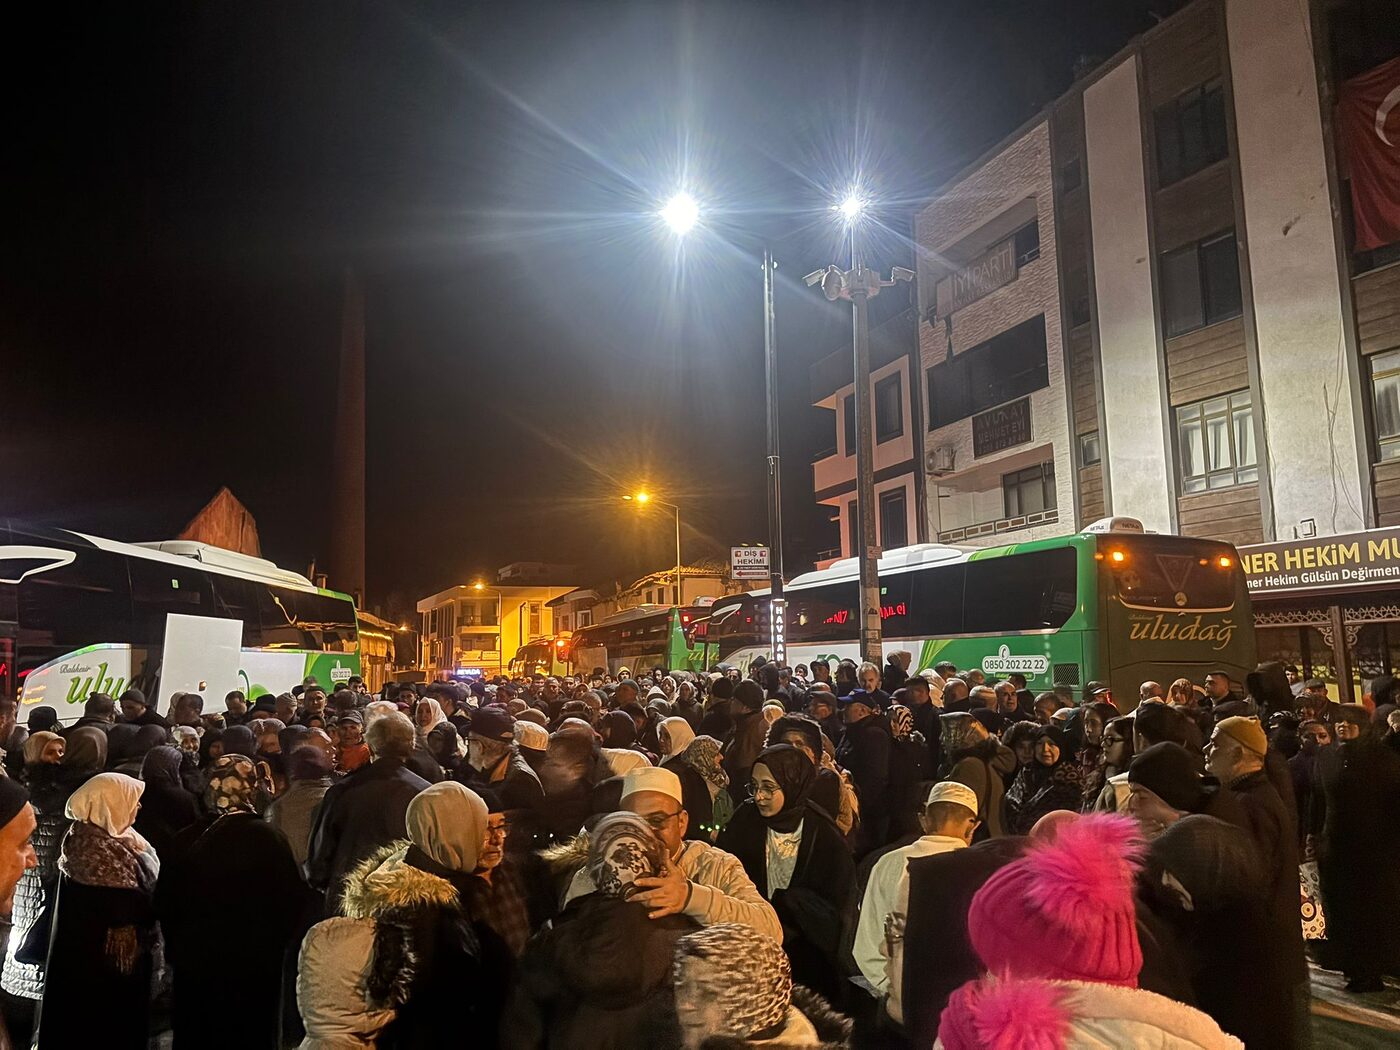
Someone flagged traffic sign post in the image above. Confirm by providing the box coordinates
[731,546,771,581]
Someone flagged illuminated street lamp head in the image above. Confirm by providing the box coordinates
[623,491,650,504]
[473,582,484,591]
[659,192,699,235]
[837,192,866,222]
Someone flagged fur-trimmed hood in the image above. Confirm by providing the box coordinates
[537,832,590,876]
[340,841,459,920]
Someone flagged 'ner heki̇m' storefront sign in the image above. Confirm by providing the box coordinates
[1238,527,1400,597]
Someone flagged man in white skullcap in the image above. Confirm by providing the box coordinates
[854,780,980,1023]
[564,766,780,941]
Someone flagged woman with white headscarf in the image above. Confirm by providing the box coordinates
[38,773,159,1048]
[297,781,500,1050]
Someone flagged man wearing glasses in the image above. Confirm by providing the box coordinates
[563,767,780,941]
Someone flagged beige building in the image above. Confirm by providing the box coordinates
[417,583,575,679]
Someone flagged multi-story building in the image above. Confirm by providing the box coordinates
[417,582,575,680]
[547,564,751,629]
[808,0,1400,696]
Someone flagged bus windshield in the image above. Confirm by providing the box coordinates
[1103,536,1237,612]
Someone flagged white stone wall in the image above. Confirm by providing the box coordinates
[1226,0,1366,538]
[1084,57,1175,535]
[914,121,1075,546]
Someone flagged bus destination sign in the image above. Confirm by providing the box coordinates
[1238,526,1400,596]
[731,546,771,581]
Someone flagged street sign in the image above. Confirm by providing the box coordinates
[731,545,771,580]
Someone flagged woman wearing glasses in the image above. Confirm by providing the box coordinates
[716,744,855,1001]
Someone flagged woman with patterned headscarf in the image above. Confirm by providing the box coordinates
[153,755,306,1049]
[667,735,733,841]
[501,812,698,1049]
[672,923,852,1048]
[38,773,159,1048]
[716,744,855,1002]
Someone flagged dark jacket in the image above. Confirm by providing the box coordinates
[723,710,769,804]
[155,813,309,1049]
[499,894,696,1050]
[305,757,430,908]
[902,837,1027,1047]
[662,757,718,841]
[717,802,855,1000]
[944,739,1016,839]
[836,715,894,851]
[123,707,169,730]
[459,752,546,850]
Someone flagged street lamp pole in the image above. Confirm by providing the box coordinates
[806,196,914,666]
[624,494,683,605]
[762,246,786,667]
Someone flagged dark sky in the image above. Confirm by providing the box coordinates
[1,0,1168,618]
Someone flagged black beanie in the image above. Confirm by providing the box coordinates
[1133,702,1190,748]
[0,778,29,830]
[710,678,735,702]
[734,680,765,712]
[1128,742,1205,813]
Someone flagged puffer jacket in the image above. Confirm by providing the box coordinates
[1,769,83,999]
[297,842,478,1050]
[936,977,1243,1050]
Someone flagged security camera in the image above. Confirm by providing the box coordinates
[890,266,915,283]
[803,268,827,288]
[821,267,845,301]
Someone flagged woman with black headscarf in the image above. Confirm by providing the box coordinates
[1076,701,1120,808]
[220,724,257,759]
[134,745,199,859]
[1316,703,1400,992]
[716,744,855,1000]
[154,755,308,1048]
[1003,725,1085,835]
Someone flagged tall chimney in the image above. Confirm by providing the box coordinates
[327,267,367,604]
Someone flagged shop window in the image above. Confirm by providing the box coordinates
[1370,348,1400,461]
[1154,80,1228,187]
[875,373,903,443]
[1161,231,1242,337]
[1176,390,1257,493]
[1003,462,1057,518]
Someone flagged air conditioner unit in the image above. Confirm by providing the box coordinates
[926,445,956,475]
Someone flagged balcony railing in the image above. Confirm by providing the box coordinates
[937,508,1058,543]
[812,447,838,462]
[815,547,842,563]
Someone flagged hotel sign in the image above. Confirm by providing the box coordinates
[972,397,1032,457]
[1238,526,1400,596]
[936,238,1017,317]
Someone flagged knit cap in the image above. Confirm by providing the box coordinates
[1128,742,1205,812]
[1213,715,1267,758]
[967,813,1144,987]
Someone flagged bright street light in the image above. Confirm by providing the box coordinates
[837,192,866,222]
[622,492,681,605]
[659,192,700,235]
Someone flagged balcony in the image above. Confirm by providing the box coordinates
[937,508,1059,543]
[813,449,854,494]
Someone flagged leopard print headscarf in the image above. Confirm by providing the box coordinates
[674,923,791,1037]
[586,811,665,899]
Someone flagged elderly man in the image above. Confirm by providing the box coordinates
[855,781,979,1026]
[565,767,780,941]
[460,707,544,847]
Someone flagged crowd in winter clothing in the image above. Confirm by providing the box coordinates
[0,654,1390,1048]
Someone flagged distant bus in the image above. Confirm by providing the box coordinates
[509,635,572,678]
[0,522,361,724]
[571,605,710,677]
[704,518,1256,705]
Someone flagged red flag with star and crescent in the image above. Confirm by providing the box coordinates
[1338,56,1400,252]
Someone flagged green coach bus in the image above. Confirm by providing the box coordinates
[570,604,710,677]
[703,517,1256,705]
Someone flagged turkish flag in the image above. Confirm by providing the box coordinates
[1337,56,1400,252]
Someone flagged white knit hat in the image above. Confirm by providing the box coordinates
[926,780,979,815]
[620,765,684,805]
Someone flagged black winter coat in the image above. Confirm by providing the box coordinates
[500,894,696,1050]
[305,757,430,908]
[716,802,855,1001]
[1229,769,1307,998]
[836,716,893,852]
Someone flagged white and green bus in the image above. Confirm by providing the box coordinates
[0,522,360,724]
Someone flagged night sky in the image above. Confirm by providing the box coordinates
[1,0,1171,618]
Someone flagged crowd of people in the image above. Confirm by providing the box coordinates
[0,652,1390,1048]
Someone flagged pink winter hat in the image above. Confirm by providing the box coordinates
[967,812,1144,987]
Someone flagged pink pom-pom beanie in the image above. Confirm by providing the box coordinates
[966,812,1145,987]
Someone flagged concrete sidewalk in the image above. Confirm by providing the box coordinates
[1309,964,1400,1048]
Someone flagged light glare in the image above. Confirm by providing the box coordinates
[660,193,699,234]
[837,193,865,221]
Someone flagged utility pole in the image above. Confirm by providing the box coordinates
[763,247,786,666]
[806,234,914,667]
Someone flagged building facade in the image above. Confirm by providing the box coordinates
[417,583,575,680]
[807,0,1399,697]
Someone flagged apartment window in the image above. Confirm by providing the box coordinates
[577,610,592,628]
[1014,221,1041,267]
[1371,349,1400,461]
[879,488,909,549]
[1079,430,1102,466]
[875,373,903,442]
[1161,231,1242,337]
[1003,462,1057,517]
[843,395,855,455]
[847,499,858,552]
[1154,80,1228,186]
[529,602,542,636]
[1176,390,1257,492]
[928,314,1049,429]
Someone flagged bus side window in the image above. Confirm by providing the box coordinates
[258,588,319,651]
[211,576,262,648]
[963,548,1077,633]
[18,548,134,651]
[304,592,357,653]
[129,561,213,641]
